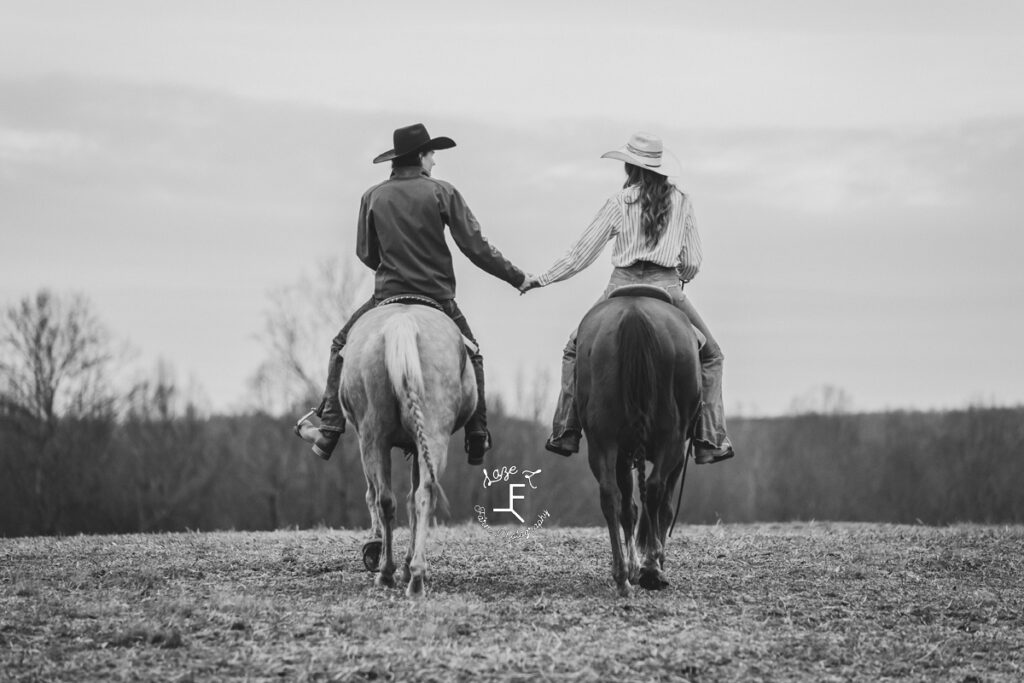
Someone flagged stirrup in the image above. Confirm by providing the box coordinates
[293,408,316,434]
[545,431,580,457]
[294,408,320,444]
[296,408,316,427]
[694,443,735,465]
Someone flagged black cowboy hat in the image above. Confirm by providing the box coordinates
[372,123,456,164]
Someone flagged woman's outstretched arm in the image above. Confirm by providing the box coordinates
[535,197,620,287]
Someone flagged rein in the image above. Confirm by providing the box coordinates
[668,442,692,538]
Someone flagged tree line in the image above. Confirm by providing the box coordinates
[2,288,1022,537]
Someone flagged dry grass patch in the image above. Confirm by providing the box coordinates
[1,523,1022,681]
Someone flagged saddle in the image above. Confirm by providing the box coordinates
[608,284,673,304]
[375,295,478,354]
[604,284,705,348]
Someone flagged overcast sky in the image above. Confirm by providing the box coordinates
[2,0,1023,417]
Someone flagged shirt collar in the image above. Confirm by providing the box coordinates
[390,166,428,179]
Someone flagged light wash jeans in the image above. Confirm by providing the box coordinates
[550,262,730,450]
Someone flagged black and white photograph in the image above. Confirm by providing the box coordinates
[2,1,1023,680]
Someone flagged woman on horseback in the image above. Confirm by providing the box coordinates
[521,132,734,465]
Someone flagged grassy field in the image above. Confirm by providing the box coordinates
[2,523,1022,682]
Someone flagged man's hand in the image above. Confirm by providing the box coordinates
[518,274,540,294]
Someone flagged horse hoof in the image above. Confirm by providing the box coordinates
[375,572,396,588]
[406,574,426,598]
[638,569,669,590]
[362,540,382,573]
[617,582,633,598]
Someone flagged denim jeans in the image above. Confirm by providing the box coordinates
[320,296,487,435]
[550,262,729,450]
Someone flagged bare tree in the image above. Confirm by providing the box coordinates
[788,384,854,415]
[0,290,116,424]
[250,257,371,414]
[122,361,228,531]
[513,364,555,424]
[0,290,118,532]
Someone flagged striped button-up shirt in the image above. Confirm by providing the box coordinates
[536,185,702,287]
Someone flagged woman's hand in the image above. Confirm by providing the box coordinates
[518,275,540,294]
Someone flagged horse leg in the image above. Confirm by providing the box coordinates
[638,449,670,590]
[657,455,686,572]
[590,443,631,597]
[363,438,397,588]
[616,447,640,583]
[407,435,447,598]
[401,451,420,584]
[360,469,384,573]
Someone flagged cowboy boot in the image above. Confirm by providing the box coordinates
[464,353,491,466]
[294,349,346,460]
[692,345,735,465]
[545,334,582,456]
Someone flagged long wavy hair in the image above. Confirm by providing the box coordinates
[623,163,674,248]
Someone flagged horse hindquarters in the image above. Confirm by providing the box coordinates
[346,305,477,599]
[382,313,455,597]
[579,297,699,594]
[614,307,674,588]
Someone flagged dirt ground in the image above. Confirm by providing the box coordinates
[2,523,1022,681]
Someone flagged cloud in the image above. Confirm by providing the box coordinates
[2,76,1022,415]
[0,127,99,187]
[673,122,1024,215]
[0,127,96,161]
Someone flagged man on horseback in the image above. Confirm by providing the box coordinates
[521,132,735,465]
[297,123,528,465]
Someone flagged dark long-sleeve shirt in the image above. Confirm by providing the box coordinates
[356,166,524,301]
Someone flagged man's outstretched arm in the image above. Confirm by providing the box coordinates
[444,186,524,288]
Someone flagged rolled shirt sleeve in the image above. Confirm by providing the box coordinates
[675,198,702,283]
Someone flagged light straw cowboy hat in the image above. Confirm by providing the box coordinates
[600,132,682,177]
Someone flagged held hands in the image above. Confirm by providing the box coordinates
[518,274,541,295]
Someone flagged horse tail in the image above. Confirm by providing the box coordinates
[617,305,661,462]
[384,315,450,518]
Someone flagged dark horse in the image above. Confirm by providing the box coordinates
[576,285,702,597]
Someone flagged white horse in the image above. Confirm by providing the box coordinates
[340,302,476,597]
